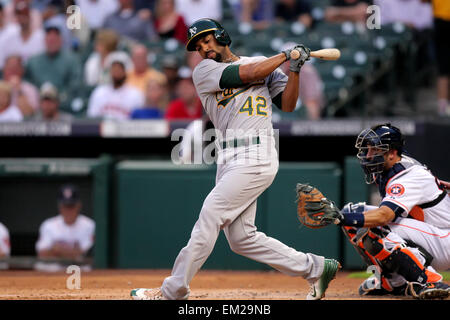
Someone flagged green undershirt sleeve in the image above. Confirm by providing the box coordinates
[219,65,244,89]
[272,92,283,110]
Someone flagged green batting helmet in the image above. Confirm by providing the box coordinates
[186,18,232,51]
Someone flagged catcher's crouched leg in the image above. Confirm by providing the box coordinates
[359,229,445,297]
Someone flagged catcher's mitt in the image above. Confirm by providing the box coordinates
[296,183,342,229]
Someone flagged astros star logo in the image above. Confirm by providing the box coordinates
[189,27,197,37]
[387,184,405,196]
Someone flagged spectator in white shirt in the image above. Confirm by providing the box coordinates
[3,0,42,31]
[87,54,145,120]
[0,80,23,122]
[1,0,45,68]
[35,184,95,262]
[0,222,10,258]
[75,0,119,30]
[175,0,222,27]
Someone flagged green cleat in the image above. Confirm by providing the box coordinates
[130,288,166,300]
[306,259,341,300]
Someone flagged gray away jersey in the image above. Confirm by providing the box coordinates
[192,56,287,138]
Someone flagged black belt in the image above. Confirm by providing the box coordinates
[419,191,448,209]
[221,136,261,149]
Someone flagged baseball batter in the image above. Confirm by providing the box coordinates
[339,123,450,299]
[131,18,340,300]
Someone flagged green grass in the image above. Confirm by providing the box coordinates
[348,271,450,281]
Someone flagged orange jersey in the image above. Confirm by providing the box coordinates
[432,0,450,20]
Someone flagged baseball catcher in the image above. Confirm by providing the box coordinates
[297,123,450,300]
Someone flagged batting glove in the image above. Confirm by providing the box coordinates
[289,45,310,72]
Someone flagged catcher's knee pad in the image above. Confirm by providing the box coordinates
[361,229,429,284]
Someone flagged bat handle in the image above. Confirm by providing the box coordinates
[290,49,301,60]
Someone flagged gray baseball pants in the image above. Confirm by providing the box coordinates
[161,138,325,300]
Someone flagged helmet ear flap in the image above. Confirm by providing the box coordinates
[214,28,231,47]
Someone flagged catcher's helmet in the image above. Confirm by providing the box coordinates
[186,18,231,51]
[355,123,405,184]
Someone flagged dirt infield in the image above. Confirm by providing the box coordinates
[1,269,449,300]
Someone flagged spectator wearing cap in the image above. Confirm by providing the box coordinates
[161,54,180,101]
[165,70,203,120]
[130,77,169,119]
[35,184,95,263]
[0,0,45,68]
[325,0,373,24]
[103,0,157,43]
[87,57,145,120]
[32,82,73,121]
[0,80,23,122]
[2,55,39,118]
[126,44,167,95]
[24,24,82,111]
[153,0,187,43]
[42,0,91,51]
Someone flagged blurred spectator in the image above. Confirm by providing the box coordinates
[134,0,157,12]
[25,24,82,110]
[375,0,432,30]
[0,221,11,259]
[0,80,23,122]
[87,57,145,120]
[35,184,95,269]
[4,0,42,30]
[103,0,157,43]
[165,71,203,120]
[424,0,450,116]
[161,54,181,100]
[84,29,121,86]
[130,78,169,119]
[75,0,119,31]
[231,0,274,30]
[275,0,313,28]
[43,0,91,50]
[127,44,167,94]
[2,55,39,118]
[324,0,372,24]
[153,0,187,43]
[175,0,222,26]
[32,82,74,121]
[0,4,20,69]
[133,0,157,21]
[186,50,203,72]
[0,0,45,68]
[280,44,325,120]
[30,0,53,11]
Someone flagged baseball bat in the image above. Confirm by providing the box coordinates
[290,48,341,61]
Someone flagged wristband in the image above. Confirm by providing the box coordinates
[342,212,365,228]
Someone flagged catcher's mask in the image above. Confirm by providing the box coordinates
[186,18,232,51]
[355,123,404,184]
